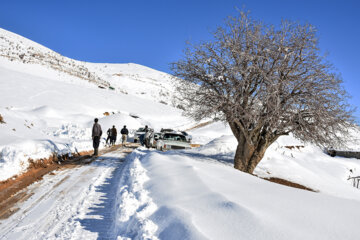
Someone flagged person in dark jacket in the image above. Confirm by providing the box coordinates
[106,128,111,145]
[92,118,102,156]
[110,125,117,145]
[120,125,129,146]
[140,125,149,146]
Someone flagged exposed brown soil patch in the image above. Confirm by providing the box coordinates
[262,177,316,192]
[190,144,202,148]
[0,190,34,219]
[0,143,139,219]
[0,162,62,219]
[184,121,213,131]
[284,145,305,150]
[0,114,5,124]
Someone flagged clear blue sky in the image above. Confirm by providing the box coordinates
[0,0,359,121]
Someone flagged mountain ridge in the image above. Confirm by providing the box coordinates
[0,27,179,106]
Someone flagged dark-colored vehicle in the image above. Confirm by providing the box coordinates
[160,128,174,133]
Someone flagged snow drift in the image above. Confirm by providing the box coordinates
[115,146,360,240]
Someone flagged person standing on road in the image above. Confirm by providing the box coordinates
[120,125,129,146]
[140,125,149,146]
[106,128,111,145]
[144,128,152,148]
[110,125,117,145]
[92,118,102,156]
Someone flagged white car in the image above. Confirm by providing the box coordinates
[146,132,161,148]
[156,132,191,151]
[160,129,192,143]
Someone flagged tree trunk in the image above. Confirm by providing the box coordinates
[233,137,269,174]
[229,121,272,174]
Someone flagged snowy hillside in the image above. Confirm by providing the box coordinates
[0,60,191,181]
[0,27,192,181]
[0,28,181,106]
[86,63,181,106]
[1,27,360,240]
[0,28,108,88]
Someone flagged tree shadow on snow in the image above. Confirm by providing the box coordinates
[164,149,235,167]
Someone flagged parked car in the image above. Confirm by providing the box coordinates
[160,128,192,143]
[156,132,191,151]
[146,132,162,148]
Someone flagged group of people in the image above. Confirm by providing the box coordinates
[91,118,129,156]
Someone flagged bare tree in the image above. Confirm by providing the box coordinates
[171,12,354,173]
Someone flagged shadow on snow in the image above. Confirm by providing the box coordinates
[164,149,235,166]
[76,155,125,239]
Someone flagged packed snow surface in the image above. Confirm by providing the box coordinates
[0,149,129,239]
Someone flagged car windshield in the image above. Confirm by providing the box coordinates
[163,133,186,142]
[136,128,145,132]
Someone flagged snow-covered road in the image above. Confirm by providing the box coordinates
[0,148,129,240]
[2,144,360,240]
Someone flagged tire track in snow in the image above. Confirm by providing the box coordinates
[0,148,130,240]
[0,168,77,237]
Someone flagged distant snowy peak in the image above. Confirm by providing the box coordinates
[0,27,180,106]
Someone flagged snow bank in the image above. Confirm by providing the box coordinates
[196,134,237,156]
[188,121,232,145]
[115,149,158,240]
[117,148,360,240]
[189,130,360,200]
[257,141,360,200]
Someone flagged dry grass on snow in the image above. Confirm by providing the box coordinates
[0,114,5,124]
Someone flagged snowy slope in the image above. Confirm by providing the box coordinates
[114,147,360,240]
[0,27,182,106]
[0,59,192,181]
[188,123,360,197]
[0,28,108,88]
[0,27,192,181]
[85,62,180,106]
